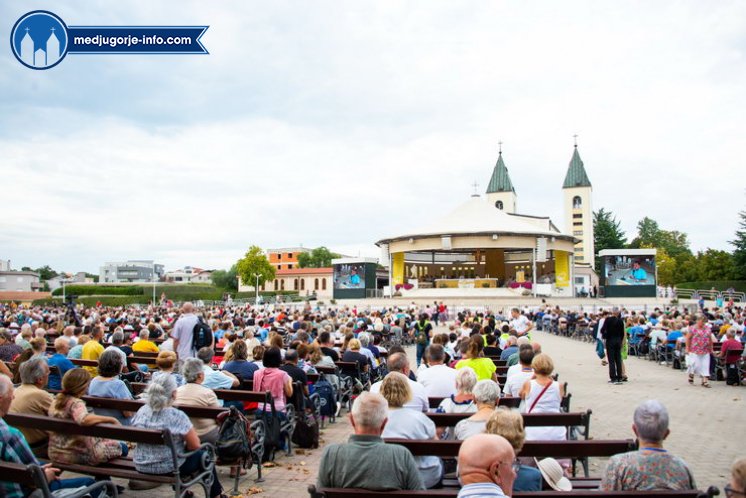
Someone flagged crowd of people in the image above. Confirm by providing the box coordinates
[0,299,743,497]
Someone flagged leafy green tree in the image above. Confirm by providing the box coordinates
[730,209,746,279]
[673,253,700,283]
[696,249,736,281]
[593,208,627,270]
[629,217,691,259]
[236,246,275,289]
[649,246,676,285]
[297,246,341,268]
[211,264,238,291]
[35,265,59,280]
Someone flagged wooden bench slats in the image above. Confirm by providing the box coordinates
[382,438,636,458]
[310,488,708,498]
[427,411,589,428]
[428,396,521,409]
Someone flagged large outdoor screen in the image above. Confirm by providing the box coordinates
[604,255,656,286]
[333,263,366,289]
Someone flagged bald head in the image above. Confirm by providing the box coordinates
[531,341,542,354]
[387,352,409,374]
[458,434,516,491]
[182,302,194,314]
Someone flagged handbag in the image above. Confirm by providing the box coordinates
[257,373,283,461]
[291,398,320,449]
[216,406,253,466]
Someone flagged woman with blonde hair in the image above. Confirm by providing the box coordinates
[726,457,746,497]
[486,408,543,491]
[519,353,566,441]
[48,368,126,465]
[152,350,185,386]
[380,372,442,488]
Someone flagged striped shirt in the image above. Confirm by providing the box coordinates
[457,482,509,498]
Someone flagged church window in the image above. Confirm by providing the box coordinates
[495,200,504,210]
[572,196,582,209]
[573,213,583,219]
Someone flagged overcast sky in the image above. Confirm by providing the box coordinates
[1,1,744,273]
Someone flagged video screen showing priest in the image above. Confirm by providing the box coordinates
[604,256,656,286]
[333,264,365,289]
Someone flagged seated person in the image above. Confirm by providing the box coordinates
[0,376,106,498]
[253,347,293,417]
[456,336,498,382]
[453,379,501,440]
[47,337,75,390]
[48,368,126,466]
[196,347,239,390]
[600,399,695,491]
[175,358,222,444]
[456,434,517,498]
[370,353,428,412]
[504,345,535,397]
[87,349,135,425]
[131,374,224,497]
[727,457,746,498]
[483,334,502,357]
[485,408,542,491]
[437,367,478,413]
[150,351,185,387]
[222,339,259,385]
[519,354,566,441]
[341,339,370,378]
[0,330,23,363]
[380,372,442,488]
[8,358,53,456]
[316,391,424,490]
[417,344,457,398]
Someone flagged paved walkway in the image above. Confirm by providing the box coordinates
[129,328,744,496]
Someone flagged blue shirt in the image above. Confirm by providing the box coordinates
[514,465,542,491]
[666,330,683,348]
[87,377,134,425]
[223,360,259,383]
[47,353,75,390]
[457,482,509,497]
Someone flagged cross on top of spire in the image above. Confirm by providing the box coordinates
[573,134,578,147]
[471,180,479,196]
[498,140,503,155]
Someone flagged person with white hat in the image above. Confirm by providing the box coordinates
[536,458,572,491]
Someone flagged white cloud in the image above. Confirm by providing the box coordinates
[1,0,745,273]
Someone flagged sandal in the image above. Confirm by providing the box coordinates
[688,374,694,385]
[702,380,711,388]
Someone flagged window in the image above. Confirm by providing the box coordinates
[573,221,582,226]
[573,230,583,236]
[495,200,504,210]
[300,279,305,290]
[294,279,299,290]
[288,264,293,269]
[322,278,327,290]
[281,280,285,290]
[314,278,319,290]
[572,196,582,209]
[573,213,583,219]
[287,253,292,259]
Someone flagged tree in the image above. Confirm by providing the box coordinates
[236,246,276,289]
[593,208,627,270]
[34,265,59,281]
[629,217,691,259]
[696,249,736,281]
[211,264,238,291]
[297,246,341,268]
[730,209,746,279]
[650,246,676,285]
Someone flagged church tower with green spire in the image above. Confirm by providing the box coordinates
[562,142,594,266]
[485,144,517,214]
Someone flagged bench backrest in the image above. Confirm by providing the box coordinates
[382,438,636,458]
[5,412,167,445]
[428,396,521,410]
[82,395,227,419]
[427,410,591,429]
[309,487,709,498]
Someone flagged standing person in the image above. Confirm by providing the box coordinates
[509,308,533,338]
[412,314,433,367]
[171,302,203,360]
[601,308,625,384]
[685,316,714,388]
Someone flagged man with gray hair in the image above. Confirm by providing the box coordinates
[8,358,53,453]
[196,347,239,390]
[316,392,424,490]
[370,352,428,412]
[600,400,695,491]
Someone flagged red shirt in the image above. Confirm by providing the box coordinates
[721,338,744,364]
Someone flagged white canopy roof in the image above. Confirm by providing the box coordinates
[377,196,570,244]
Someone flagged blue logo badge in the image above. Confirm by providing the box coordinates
[10,10,68,70]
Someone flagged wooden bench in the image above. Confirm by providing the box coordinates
[383,438,636,478]
[4,412,216,498]
[69,358,99,368]
[0,460,118,498]
[428,396,521,410]
[426,410,591,436]
[307,485,716,498]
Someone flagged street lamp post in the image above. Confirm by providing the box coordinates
[253,273,260,305]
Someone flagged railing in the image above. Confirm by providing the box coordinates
[675,288,745,303]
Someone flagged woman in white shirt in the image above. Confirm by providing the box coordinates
[380,372,443,489]
[519,353,566,441]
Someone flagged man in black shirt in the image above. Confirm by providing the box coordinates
[601,308,625,384]
[280,349,308,409]
[319,331,340,362]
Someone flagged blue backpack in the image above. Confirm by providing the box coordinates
[315,379,336,418]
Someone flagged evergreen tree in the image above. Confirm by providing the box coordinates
[593,208,626,270]
[731,209,746,279]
